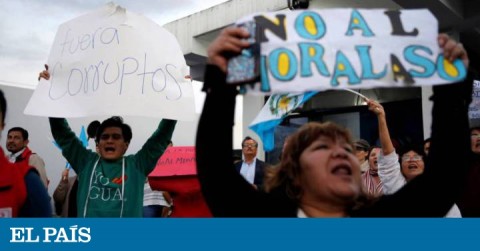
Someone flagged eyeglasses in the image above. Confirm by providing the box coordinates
[471,134,480,139]
[401,155,422,162]
[242,144,257,148]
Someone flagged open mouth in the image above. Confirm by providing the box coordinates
[407,164,418,170]
[104,147,116,152]
[331,164,352,176]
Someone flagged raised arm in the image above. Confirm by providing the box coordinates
[367,100,394,155]
[39,66,94,174]
[52,169,70,216]
[196,27,271,217]
[355,34,471,217]
[367,100,404,194]
[134,119,176,175]
[49,117,95,175]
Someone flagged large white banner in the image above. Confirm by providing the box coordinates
[236,9,467,94]
[25,3,195,120]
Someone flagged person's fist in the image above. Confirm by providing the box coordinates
[38,64,50,81]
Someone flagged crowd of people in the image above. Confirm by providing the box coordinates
[195,27,475,218]
[1,14,479,218]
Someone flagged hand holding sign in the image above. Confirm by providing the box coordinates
[207,27,251,73]
[438,33,469,68]
[232,9,468,94]
[245,12,469,151]
[38,64,50,81]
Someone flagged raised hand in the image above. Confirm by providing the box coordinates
[438,33,469,68]
[38,64,50,81]
[206,26,251,72]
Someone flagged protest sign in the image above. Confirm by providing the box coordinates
[235,9,467,94]
[25,3,195,120]
[149,146,196,177]
[148,146,211,217]
[469,80,480,121]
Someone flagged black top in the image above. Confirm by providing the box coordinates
[458,154,480,217]
[20,170,53,217]
[196,65,472,217]
[234,159,266,188]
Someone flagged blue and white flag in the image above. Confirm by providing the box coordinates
[79,125,89,148]
[52,125,89,169]
[249,91,318,151]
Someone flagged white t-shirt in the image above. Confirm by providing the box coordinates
[240,159,257,184]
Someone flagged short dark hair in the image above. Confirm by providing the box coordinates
[8,127,28,140]
[87,120,101,140]
[367,145,381,159]
[241,136,258,147]
[355,139,370,152]
[0,90,6,124]
[95,116,132,144]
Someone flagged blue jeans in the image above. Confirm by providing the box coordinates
[143,205,165,218]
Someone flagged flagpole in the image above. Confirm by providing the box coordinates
[339,88,368,101]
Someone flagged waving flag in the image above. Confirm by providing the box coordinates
[249,91,318,151]
[78,125,89,148]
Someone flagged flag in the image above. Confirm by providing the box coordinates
[249,91,318,151]
[79,125,89,148]
[52,125,89,169]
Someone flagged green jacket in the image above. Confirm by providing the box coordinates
[50,118,176,217]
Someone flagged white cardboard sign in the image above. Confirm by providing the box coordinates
[236,9,467,94]
[25,3,195,120]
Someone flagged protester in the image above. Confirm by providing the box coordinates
[52,167,78,217]
[354,139,370,173]
[143,141,173,218]
[235,136,266,190]
[423,138,431,156]
[0,90,51,217]
[361,146,383,197]
[196,26,470,217]
[143,181,173,217]
[457,125,480,216]
[39,68,177,217]
[6,127,49,188]
[368,99,461,217]
[53,120,100,217]
[469,127,480,154]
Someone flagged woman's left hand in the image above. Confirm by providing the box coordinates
[438,33,469,69]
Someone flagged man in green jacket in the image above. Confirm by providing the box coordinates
[49,116,175,217]
[40,69,176,217]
